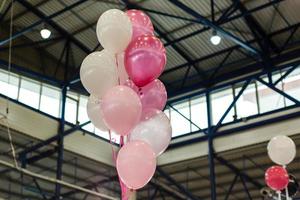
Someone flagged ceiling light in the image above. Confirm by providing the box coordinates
[210,30,221,45]
[40,28,51,39]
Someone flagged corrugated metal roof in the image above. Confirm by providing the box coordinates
[3,0,299,95]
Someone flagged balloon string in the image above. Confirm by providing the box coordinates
[285,187,289,200]
[108,131,129,200]
[278,191,281,200]
[115,54,121,85]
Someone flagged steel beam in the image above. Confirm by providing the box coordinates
[234,0,278,53]
[224,175,238,200]
[165,0,283,47]
[157,167,201,200]
[163,21,300,76]
[256,78,300,106]
[274,65,298,85]
[18,120,91,158]
[1,0,90,54]
[213,79,251,132]
[168,0,260,55]
[215,156,263,189]
[206,92,217,200]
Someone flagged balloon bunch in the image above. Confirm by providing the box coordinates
[80,9,171,198]
[265,135,297,200]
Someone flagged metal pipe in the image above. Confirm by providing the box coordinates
[0,159,118,200]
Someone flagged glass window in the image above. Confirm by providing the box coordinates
[78,95,89,124]
[65,92,78,124]
[211,87,235,125]
[282,67,300,107]
[235,82,258,119]
[170,101,191,137]
[40,84,60,117]
[0,70,19,99]
[257,78,285,113]
[190,96,208,131]
[19,78,41,109]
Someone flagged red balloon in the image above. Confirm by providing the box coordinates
[125,35,166,87]
[126,9,154,41]
[265,166,289,191]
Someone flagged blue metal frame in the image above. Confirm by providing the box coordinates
[1,0,299,198]
[168,0,260,55]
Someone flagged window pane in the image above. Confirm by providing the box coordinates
[211,88,235,125]
[78,95,89,124]
[65,92,78,124]
[170,101,190,137]
[282,67,300,107]
[257,78,285,113]
[191,96,207,131]
[40,84,60,117]
[236,82,258,119]
[0,70,19,99]
[19,78,40,109]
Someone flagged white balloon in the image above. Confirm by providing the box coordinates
[96,9,132,53]
[130,109,172,156]
[80,50,118,97]
[87,95,108,131]
[267,135,296,165]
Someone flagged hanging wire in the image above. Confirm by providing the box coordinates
[3,0,19,168]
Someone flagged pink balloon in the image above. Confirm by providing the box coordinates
[139,79,167,111]
[117,140,156,190]
[125,35,166,87]
[123,79,139,93]
[126,9,154,41]
[116,52,129,85]
[101,86,142,136]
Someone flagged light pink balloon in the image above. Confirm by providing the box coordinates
[126,9,154,41]
[101,86,142,136]
[116,52,129,85]
[125,35,166,87]
[139,79,167,111]
[123,79,139,93]
[131,109,172,156]
[117,140,156,189]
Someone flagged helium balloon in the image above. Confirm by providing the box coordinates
[126,9,154,41]
[116,140,156,189]
[86,95,108,131]
[265,166,289,191]
[101,86,142,136]
[123,79,139,93]
[125,35,166,87]
[80,50,118,97]
[116,53,129,85]
[267,135,296,165]
[139,79,167,111]
[96,9,132,53]
[130,109,172,156]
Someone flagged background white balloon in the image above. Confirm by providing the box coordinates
[96,9,132,53]
[80,50,118,97]
[86,95,108,131]
[267,135,296,165]
[130,109,172,156]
